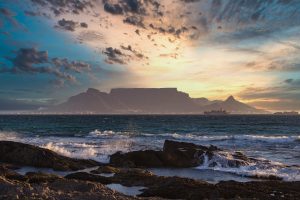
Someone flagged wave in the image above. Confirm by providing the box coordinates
[87,130,300,144]
[42,142,98,160]
[87,129,131,138]
[151,133,300,143]
[195,151,300,181]
[0,131,21,141]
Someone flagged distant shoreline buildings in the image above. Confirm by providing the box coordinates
[273,111,299,115]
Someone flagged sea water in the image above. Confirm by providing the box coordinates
[0,115,299,182]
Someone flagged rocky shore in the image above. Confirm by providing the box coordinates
[0,140,299,200]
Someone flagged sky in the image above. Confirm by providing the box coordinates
[0,0,300,112]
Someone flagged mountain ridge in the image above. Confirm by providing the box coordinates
[48,88,268,114]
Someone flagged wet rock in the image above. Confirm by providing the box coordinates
[110,150,165,168]
[162,140,208,167]
[25,172,62,183]
[110,140,220,168]
[0,175,141,200]
[91,165,121,174]
[0,141,100,171]
[0,164,26,181]
[140,179,300,200]
[65,172,113,184]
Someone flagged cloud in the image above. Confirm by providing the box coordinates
[0,7,22,28]
[55,18,89,31]
[1,48,91,86]
[51,58,91,72]
[80,22,88,28]
[103,47,126,64]
[123,16,145,28]
[56,18,77,31]
[238,82,300,111]
[30,0,94,16]
[103,2,124,15]
[120,45,148,60]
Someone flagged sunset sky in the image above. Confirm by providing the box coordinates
[0,0,300,111]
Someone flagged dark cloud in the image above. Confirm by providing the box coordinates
[51,58,91,72]
[56,18,77,31]
[103,2,123,15]
[103,47,126,64]
[56,19,88,31]
[1,48,91,86]
[120,45,148,60]
[123,16,145,28]
[30,0,93,16]
[80,22,88,28]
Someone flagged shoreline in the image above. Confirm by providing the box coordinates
[0,140,299,199]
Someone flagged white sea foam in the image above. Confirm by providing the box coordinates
[195,151,300,181]
[0,131,21,141]
[42,142,98,160]
[151,133,300,143]
[87,129,131,138]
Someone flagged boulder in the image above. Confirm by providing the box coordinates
[0,141,100,171]
[110,140,215,168]
[110,150,165,168]
[162,140,208,167]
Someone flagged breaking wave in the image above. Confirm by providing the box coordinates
[152,133,300,143]
[195,151,300,181]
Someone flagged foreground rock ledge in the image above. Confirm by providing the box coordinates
[0,141,100,171]
[0,140,299,200]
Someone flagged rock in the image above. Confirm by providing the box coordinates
[0,164,26,181]
[140,179,300,200]
[162,140,208,167]
[110,140,215,168]
[0,175,141,200]
[91,165,121,174]
[110,150,165,168]
[65,172,113,184]
[25,172,62,183]
[0,141,100,171]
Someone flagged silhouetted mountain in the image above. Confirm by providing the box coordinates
[48,88,267,114]
[50,88,200,114]
[203,96,268,114]
[0,99,40,111]
[193,98,222,107]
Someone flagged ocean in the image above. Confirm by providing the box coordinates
[0,115,299,182]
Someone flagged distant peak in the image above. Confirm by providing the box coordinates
[226,95,236,102]
[86,88,101,94]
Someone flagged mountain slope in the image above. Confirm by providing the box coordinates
[48,88,267,114]
[203,96,268,114]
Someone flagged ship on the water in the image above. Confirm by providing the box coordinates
[274,111,299,115]
[204,109,229,115]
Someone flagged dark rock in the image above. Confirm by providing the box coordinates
[25,172,62,183]
[140,179,300,200]
[65,172,113,184]
[0,175,140,200]
[162,140,208,167]
[0,141,100,171]
[110,140,215,168]
[90,165,121,174]
[0,164,26,181]
[110,150,165,168]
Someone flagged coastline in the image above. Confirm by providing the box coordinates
[0,140,299,199]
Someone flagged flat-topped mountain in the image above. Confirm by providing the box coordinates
[48,88,267,114]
